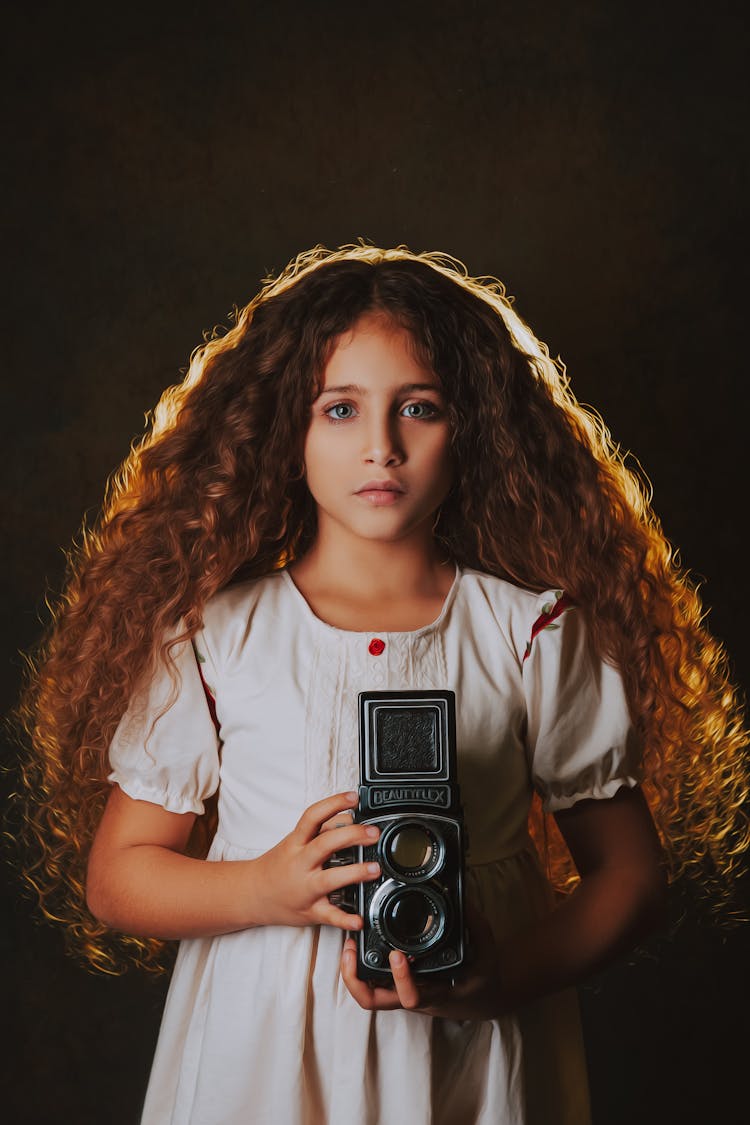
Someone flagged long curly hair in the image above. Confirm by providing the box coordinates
[14,243,749,973]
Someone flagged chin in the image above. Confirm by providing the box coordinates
[354,515,434,545]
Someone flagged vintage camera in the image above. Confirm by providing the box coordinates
[331,690,466,983]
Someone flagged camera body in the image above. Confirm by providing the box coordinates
[341,689,466,983]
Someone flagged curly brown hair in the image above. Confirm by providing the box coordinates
[14,243,749,974]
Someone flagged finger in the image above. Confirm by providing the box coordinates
[388,951,454,1015]
[341,939,403,1011]
[388,949,422,1010]
[309,822,380,866]
[319,860,381,895]
[295,792,359,843]
[319,809,355,833]
[314,903,365,931]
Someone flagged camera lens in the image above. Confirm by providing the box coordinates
[390,826,433,871]
[371,881,448,952]
[388,891,435,942]
[381,820,442,879]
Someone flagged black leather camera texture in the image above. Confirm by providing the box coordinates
[375,708,439,772]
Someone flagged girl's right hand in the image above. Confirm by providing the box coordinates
[250,792,381,930]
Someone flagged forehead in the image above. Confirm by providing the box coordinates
[319,314,441,392]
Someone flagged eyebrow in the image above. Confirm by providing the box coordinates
[316,382,443,396]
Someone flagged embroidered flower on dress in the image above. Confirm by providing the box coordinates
[523,590,570,661]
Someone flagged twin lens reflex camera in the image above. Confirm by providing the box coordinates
[329,690,466,983]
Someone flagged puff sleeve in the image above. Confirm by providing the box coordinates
[107,631,221,815]
[522,591,642,813]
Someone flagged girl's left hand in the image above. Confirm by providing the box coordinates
[340,903,507,1021]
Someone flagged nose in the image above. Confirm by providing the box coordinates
[361,412,404,467]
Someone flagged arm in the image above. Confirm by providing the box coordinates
[341,785,666,1018]
[492,784,665,1008]
[87,785,381,939]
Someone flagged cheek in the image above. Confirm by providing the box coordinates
[426,431,454,482]
[303,427,341,486]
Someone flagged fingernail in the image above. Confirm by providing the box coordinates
[346,791,358,801]
[365,826,379,838]
[366,862,381,874]
[391,950,405,967]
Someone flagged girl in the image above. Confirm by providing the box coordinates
[17,244,748,1124]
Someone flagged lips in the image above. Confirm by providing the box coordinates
[354,479,405,495]
[354,479,407,507]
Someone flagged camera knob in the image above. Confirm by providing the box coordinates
[325,847,355,868]
[328,885,358,913]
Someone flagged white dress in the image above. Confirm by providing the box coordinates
[108,566,640,1125]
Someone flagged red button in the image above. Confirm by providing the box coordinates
[368,638,386,656]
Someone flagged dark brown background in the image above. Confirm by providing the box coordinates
[2,2,748,1122]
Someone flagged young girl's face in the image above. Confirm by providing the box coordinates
[303,314,453,550]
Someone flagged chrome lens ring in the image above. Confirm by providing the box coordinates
[369,879,448,954]
[379,819,444,881]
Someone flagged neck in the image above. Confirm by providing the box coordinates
[291,525,452,603]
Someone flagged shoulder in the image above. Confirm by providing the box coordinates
[203,569,288,619]
[197,570,292,664]
[457,568,575,665]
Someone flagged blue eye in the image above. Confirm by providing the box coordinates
[402,402,438,419]
[325,403,356,421]
[322,400,441,423]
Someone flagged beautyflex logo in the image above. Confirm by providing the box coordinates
[371,786,450,808]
